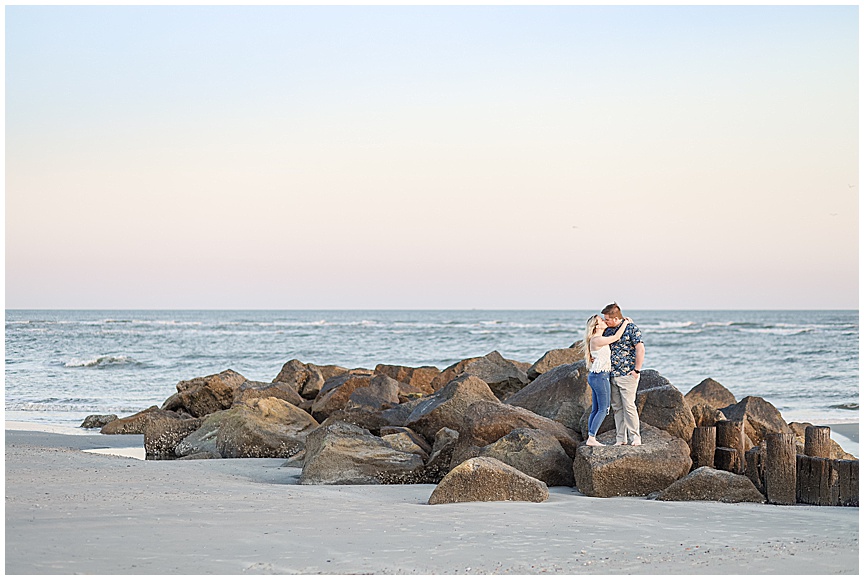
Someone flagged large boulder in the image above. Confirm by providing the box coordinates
[405,374,499,440]
[720,396,792,446]
[382,432,429,461]
[379,398,426,427]
[477,428,575,487]
[162,369,247,417]
[374,364,440,396]
[526,344,585,380]
[316,407,391,435]
[431,351,529,400]
[788,422,856,460]
[234,380,305,407]
[272,360,333,400]
[310,372,374,422]
[572,424,692,498]
[591,370,695,443]
[101,406,182,435]
[454,400,582,464]
[345,374,402,412]
[299,422,425,485]
[175,397,319,459]
[80,414,118,429]
[143,416,204,460]
[423,427,461,483]
[505,362,591,432]
[685,378,738,409]
[690,403,727,428]
[655,466,766,503]
[428,457,549,505]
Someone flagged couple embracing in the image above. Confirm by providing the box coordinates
[583,303,644,447]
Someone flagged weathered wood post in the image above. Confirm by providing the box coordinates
[714,447,739,473]
[835,459,859,507]
[797,455,837,505]
[690,426,716,470]
[716,420,745,473]
[745,447,765,494]
[765,433,796,505]
[804,426,832,458]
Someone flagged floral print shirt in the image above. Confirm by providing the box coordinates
[603,322,643,377]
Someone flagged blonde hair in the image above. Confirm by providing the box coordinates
[583,315,602,367]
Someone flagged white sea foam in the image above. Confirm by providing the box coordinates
[64,355,140,368]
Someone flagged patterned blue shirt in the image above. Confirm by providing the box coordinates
[603,322,643,377]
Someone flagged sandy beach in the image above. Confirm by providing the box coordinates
[5,425,858,575]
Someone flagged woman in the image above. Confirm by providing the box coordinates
[583,314,631,446]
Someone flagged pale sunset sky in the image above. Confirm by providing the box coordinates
[5,5,859,310]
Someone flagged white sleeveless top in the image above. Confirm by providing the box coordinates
[589,344,612,373]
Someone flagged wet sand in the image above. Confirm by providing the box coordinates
[5,427,858,575]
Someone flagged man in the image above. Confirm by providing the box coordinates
[602,302,644,446]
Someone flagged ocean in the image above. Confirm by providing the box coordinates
[5,310,859,428]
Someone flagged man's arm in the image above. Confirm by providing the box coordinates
[634,342,645,373]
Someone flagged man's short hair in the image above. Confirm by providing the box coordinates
[602,303,622,318]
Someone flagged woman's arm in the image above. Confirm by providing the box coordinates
[589,318,631,348]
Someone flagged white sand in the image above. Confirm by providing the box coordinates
[5,427,858,575]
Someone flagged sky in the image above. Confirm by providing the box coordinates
[5,5,859,310]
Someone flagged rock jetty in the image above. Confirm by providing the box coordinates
[85,350,857,507]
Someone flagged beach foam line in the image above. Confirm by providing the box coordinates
[82,447,145,460]
[5,421,94,436]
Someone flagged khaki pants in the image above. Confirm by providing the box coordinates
[609,373,641,444]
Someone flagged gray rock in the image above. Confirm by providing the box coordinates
[505,362,591,432]
[477,428,575,487]
[272,360,331,400]
[101,406,182,435]
[162,369,247,418]
[428,457,549,505]
[175,397,318,459]
[526,344,585,380]
[346,374,401,411]
[655,466,766,503]
[431,351,528,400]
[572,424,692,497]
[234,380,304,407]
[690,403,727,428]
[685,378,738,409]
[299,422,425,485]
[143,416,203,460]
[423,427,460,483]
[311,373,373,422]
[453,399,582,466]
[382,432,429,461]
[80,414,118,429]
[374,364,439,396]
[720,396,792,446]
[405,374,499,440]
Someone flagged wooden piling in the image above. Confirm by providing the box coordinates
[835,459,859,507]
[744,447,765,494]
[765,433,796,505]
[714,447,739,473]
[796,455,838,506]
[716,420,745,473]
[690,426,716,470]
[804,426,832,458]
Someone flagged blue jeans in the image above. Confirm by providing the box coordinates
[587,371,611,437]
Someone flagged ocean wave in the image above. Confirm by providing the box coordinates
[7,400,143,413]
[830,402,859,411]
[657,321,696,329]
[63,355,142,368]
[737,327,813,336]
